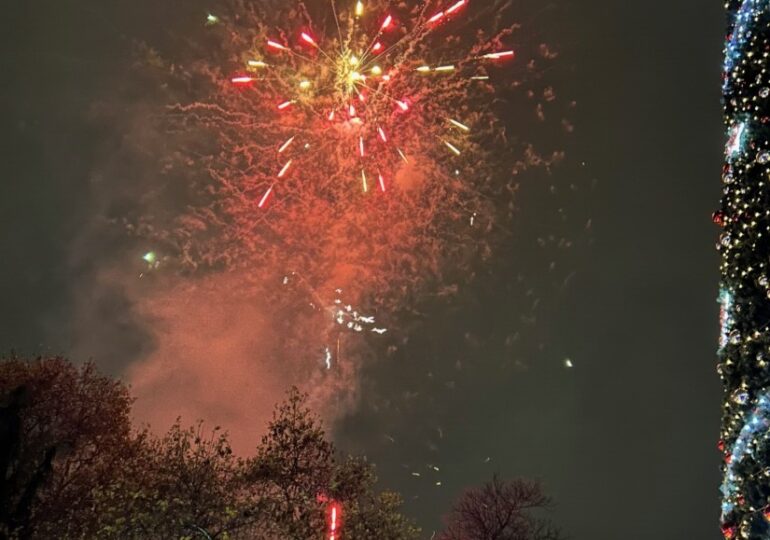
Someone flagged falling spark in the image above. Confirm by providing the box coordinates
[381,15,393,29]
[278,136,295,153]
[397,148,409,163]
[378,172,386,192]
[324,346,332,369]
[482,50,515,60]
[231,76,254,84]
[359,136,365,157]
[355,0,364,16]
[378,126,387,142]
[396,100,409,111]
[266,39,288,51]
[361,169,368,192]
[446,0,467,14]
[416,65,431,73]
[443,140,461,155]
[205,13,219,25]
[277,159,293,177]
[427,11,445,24]
[449,118,470,131]
[300,32,317,46]
[248,59,268,68]
[277,100,294,110]
[434,65,455,72]
[258,185,274,208]
[143,251,157,264]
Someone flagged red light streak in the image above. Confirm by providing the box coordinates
[483,50,515,60]
[446,0,467,14]
[258,185,273,208]
[372,42,383,52]
[396,100,409,111]
[231,76,254,84]
[300,32,317,46]
[277,159,293,178]
[266,39,288,51]
[381,15,393,29]
[427,11,444,23]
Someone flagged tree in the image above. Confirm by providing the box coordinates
[0,356,419,539]
[717,2,770,538]
[437,476,561,540]
[0,355,136,539]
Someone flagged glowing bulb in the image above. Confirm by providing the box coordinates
[373,42,383,52]
[381,15,393,29]
[371,65,382,75]
[299,80,311,89]
[349,55,360,66]
[355,0,364,16]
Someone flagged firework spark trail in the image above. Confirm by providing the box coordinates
[127,0,570,367]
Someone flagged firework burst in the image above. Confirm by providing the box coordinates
[128,0,567,334]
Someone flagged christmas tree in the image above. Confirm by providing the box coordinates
[718,2,770,538]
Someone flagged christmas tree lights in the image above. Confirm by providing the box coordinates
[718,1,770,537]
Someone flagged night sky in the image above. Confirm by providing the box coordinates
[1,1,724,538]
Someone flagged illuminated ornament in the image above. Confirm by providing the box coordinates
[143,251,157,264]
[761,87,770,98]
[729,330,741,345]
[758,151,770,164]
[205,13,219,25]
[712,211,726,227]
[759,275,769,288]
[726,121,747,158]
[721,523,737,539]
[732,389,749,405]
[720,233,732,248]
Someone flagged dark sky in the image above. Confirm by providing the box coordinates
[1,1,724,539]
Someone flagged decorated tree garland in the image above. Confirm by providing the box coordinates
[718,1,770,537]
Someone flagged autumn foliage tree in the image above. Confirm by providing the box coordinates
[0,355,418,539]
[438,476,562,540]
